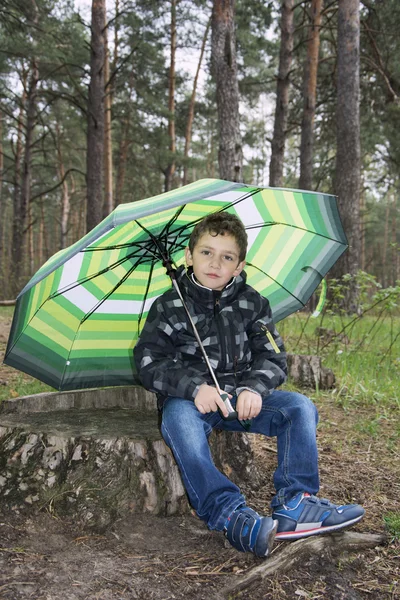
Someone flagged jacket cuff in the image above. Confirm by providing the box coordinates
[235,386,263,398]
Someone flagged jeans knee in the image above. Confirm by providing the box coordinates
[288,392,318,425]
[161,397,211,450]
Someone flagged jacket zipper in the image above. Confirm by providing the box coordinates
[233,355,238,387]
[213,293,227,371]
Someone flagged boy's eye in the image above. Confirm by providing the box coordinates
[224,255,233,261]
[201,250,210,255]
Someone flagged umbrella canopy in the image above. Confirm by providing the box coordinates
[5,178,347,391]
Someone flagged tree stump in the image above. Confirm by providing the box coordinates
[287,353,335,389]
[0,355,334,530]
[0,387,259,530]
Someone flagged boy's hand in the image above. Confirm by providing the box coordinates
[236,390,262,420]
[195,384,232,417]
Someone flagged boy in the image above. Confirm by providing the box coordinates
[134,212,364,558]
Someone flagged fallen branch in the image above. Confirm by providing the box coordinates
[0,300,16,306]
[222,532,387,597]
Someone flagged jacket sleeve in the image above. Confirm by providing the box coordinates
[133,296,207,400]
[236,297,287,397]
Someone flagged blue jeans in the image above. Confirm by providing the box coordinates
[161,390,319,531]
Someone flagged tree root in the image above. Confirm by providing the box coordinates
[222,531,387,597]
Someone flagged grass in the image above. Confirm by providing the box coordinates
[0,306,15,320]
[0,375,52,401]
[279,311,400,409]
[384,511,400,541]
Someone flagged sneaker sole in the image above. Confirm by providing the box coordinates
[274,514,364,541]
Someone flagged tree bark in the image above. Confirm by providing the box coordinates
[299,0,323,191]
[391,195,398,285]
[56,123,71,250]
[333,0,361,299]
[269,0,294,188]
[382,199,390,287]
[211,0,243,182]
[11,71,27,271]
[0,111,3,227]
[164,0,177,193]
[115,67,134,206]
[86,0,106,233]
[103,8,113,217]
[11,60,38,294]
[183,18,210,186]
[0,110,4,287]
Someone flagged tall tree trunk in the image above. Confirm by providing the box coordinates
[0,110,4,287]
[0,111,3,215]
[183,18,210,186]
[28,201,34,275]
[103,8,113,217]
[360,189,365,271]
[391,196,398,285]
[86,0,106,233]
[111,0,119,107]
[38,208,44,269]
[39,203,49,262]
[207,117,216,178]
[164,0,177,192]
[269,0,294,188]
[211,0,243,182]
[11,60,38,293]
[299,0,323,191]
[382,199,390,287]
[56,123,71,250]
[10,71,28,292]
[115,67,134,206]
[334,0,361,306]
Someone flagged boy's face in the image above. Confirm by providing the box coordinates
[185,232,245,291]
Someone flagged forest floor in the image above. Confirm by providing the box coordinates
[0,313,399,600]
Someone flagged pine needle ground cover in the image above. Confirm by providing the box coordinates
[0,306,399,599]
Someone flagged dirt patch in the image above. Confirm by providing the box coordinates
[0,313,399,599]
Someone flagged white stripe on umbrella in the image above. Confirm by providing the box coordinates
[233,199,263,248]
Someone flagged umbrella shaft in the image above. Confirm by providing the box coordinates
[170,278,222,395]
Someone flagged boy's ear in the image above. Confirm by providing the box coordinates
[185,246,193,266]
[233,260,246,276]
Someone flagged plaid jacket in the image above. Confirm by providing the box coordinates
[134,265,287,409]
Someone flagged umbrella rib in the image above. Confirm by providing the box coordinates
[245,222,347,244]
[80,258,145,324]
[51,248,155,298]
[137,259,155,334]
[245,261,308,307]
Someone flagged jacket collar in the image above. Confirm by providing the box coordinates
[175,265,246,307]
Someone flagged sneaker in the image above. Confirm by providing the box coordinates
[272,492,365,541]
[225,506,278,558]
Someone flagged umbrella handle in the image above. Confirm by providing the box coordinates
[218,392,238,421]
[218,393,252,431]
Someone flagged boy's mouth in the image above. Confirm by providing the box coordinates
[206,273,220,279]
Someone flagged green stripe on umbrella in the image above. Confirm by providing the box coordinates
[5,178,347,391]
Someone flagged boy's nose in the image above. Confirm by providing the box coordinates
[210,256,221,268]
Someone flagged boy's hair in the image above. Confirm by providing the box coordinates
[189,212,247,262]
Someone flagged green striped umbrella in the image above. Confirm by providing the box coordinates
[4,178,347,391]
